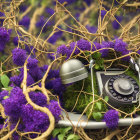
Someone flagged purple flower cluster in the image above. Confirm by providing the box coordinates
[10,69,34,87]
[2,87,26,122]
[92,42,101,51]
[47,52,55,60]
[57,39,92,58]
[0,90,9,102]
[85,0,92,6]
[36,16,53,32]
[104,109,119,129]
[19,5,27,12]
[0,12,5,26]
[101,10,107,19]
[114,38,127,53]
[48,100,62,122]
[13,36,19,46]
[51,78,66,93]
[27,57,38,69]
[46,7,55,15]
[56,38,130,61]
[77,39,91,51]
[112,16,122,30]
[137,50,140,54]
[100,41,113,57]
[48,31,63,44]
[19,16,30,29]
[29,92,47,106]
[2,86,61,135]
[25,44,36,55]
[0,27,10,51]
[57,45,68,56]
[11,47,65,98]
[12,48,27,66]
[69,42,80,55]
[86,25,97,33]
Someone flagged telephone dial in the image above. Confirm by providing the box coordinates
[96,70,139,107]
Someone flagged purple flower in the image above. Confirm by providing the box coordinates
[28,66,43,81]
[10,87,26,104]
[2,84,62,139]
[12,48,27,66]
[36,16,46,28]
[100,41,110,57]
[86,25,97,33]
[10,76,21,87]
[21,101,61,133]
[114,39,127,53]
[48,52,55,60]
[57,45,68,56]
[112,16,122,30]
[52,78,66,93]
[36,16,53,32]
[104,109,119,129]
[101,10,107,19]
[0,42,5,52]
[27,57,38,69]
[137,50,140,54]
[19,68,35,86]
[92,42,101,51]
[33,110,49,132]
[48,31,63,44]
[46,7,55,15]
[19,5,27,12]
[121,50,130,61]
[85,0,92,6]
[45,81,53,89]
[48,100,61,122]
[108,41,115,48]
[0,27,10,42]
[77,39,91,51]
[11,68,35,87]
[0,90,9,102]
[19,16,30,29]
[29,92,47,106]
[25,44,36,55]
[52,70,60,78]
[13,37,19,46]
[0,12,5,26]
[0,27,10,51]
[75,13,80,21]
[40,65,48,72]
[21,104,35,124]
[2,87,26,122]
[69,42,80,55]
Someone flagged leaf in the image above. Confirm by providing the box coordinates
[92,52,101,59]
[52,128,61,137]
[94,64,100,70]
[3,96,9,100]
[58,134,65,140]
[93,112,102,121]
[61,127,72,135]
[104,96,109,102]
[1,74,10,88]
[67,134,80,140]
[2,86,13,91]
[96,102,102,111]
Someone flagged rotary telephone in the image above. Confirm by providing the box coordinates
[94,58,140,107]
